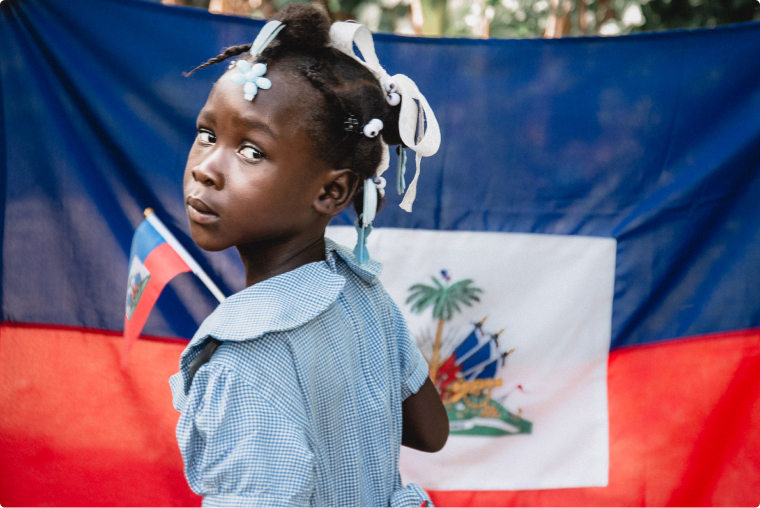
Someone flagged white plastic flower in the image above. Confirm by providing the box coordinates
[230,60,272,101]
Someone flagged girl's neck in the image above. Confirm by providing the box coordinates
[237,233,327,288]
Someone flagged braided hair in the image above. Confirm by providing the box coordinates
[186,4,401,214]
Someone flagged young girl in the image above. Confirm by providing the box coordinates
[169,5,448,506]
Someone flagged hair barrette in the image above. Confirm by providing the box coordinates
[344,114,359,133]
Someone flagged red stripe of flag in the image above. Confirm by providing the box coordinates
[1,324,759,506]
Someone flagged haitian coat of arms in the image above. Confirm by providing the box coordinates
[125,256,151,320]
[406,271,532,436]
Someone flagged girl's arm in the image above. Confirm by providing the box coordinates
[401,377,449,452]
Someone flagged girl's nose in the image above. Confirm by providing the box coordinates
[192,151,225,189]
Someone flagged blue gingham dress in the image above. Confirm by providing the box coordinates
[169,239,432,507]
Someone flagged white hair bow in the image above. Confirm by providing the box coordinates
[329,22,441,212]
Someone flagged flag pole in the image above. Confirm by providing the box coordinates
[143,208,226,303]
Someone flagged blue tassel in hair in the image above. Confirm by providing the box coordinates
[354,178,377,264]
[396,145,407,195]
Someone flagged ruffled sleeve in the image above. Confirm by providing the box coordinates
[390,482,434,507]
[387,292,430,401]
[176,363,315,507]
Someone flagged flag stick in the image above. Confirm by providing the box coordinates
[143,208,226,303]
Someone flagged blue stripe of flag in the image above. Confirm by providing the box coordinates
[128,221,165,264]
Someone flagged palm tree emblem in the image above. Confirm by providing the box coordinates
[406,270,533,437]
[406,270,483,382]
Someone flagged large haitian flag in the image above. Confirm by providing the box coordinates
[1,0,760,506]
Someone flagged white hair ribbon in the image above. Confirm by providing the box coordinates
[329,22,441,212]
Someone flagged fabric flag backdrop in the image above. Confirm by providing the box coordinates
[1,0,760,505]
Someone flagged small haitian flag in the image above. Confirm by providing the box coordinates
[123,209,225,365]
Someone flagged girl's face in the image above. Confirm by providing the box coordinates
[184,64,332,252]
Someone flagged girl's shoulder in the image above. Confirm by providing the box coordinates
[173,238,402,403]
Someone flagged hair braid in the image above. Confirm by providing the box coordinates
[299,62,353,136]
[183,43,253,77]
[299,62,347,117]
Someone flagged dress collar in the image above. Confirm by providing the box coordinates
[172,238,383,407]
[325,237,382,284]
[187,237,382,348]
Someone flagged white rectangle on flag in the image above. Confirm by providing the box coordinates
[326,226,616,490]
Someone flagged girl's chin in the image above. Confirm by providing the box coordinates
[188,227,231,253]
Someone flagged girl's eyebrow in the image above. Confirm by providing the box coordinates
[197,109,214,125]
[237,115,278,141]
[197,109,277,141]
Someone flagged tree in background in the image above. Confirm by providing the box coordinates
[158,0,759,40]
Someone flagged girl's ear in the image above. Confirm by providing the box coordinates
[314,168,359,216]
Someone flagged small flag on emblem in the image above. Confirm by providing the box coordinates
[122,208,225,366]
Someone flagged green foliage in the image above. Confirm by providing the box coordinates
[352,0,417,34]
[407,276,483,321]
[446,0,759,38]
[283,0,759,37]
[637,0,760,32]
[159,0,760,39]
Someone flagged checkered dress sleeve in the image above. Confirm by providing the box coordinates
[177,362,316,507]
[388,291,430,401]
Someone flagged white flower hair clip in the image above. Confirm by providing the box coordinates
[229,19,286,101]
[230,61,271,101]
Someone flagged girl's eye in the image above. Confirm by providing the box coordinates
[197,130,216,144]
[240,146,264,161]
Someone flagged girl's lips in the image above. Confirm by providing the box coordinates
[186,196,218,224]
